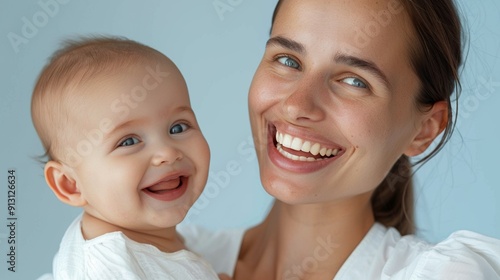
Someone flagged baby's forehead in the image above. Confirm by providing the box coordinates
[69,55,179,91]
[104,56,182,84]
[69,58,187,112]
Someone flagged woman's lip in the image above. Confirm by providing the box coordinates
[267,124,342,173]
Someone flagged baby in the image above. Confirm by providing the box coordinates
[31,36,222,279]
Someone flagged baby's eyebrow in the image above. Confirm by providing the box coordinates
[112,119,144,133]
[171,106,194,115]
[102,106,195,143]
[103,118,146,142]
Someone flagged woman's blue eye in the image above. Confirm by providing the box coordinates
[119,137,140,147]
[277,56,300,69]
[170,123,189,134]
[342,77,367,89]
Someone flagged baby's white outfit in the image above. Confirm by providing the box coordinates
[53,214,219,280]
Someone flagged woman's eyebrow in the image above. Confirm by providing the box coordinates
[334,53,391,90]
[265,36,391,90]
[266,36,305,54]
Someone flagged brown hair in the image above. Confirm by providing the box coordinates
[271,0,463,235]
[31,36,165,163]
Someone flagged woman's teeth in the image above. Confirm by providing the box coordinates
[275,131,339,161]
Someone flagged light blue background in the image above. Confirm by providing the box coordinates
[0,0,499,279]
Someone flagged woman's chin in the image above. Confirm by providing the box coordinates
[262,178,320,205]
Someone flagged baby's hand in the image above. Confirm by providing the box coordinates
[218,273,232,280]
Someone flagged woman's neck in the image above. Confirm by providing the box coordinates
[236,194,375,280]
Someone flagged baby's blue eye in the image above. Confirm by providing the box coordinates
[342,77,367,89]
[277,56,300,69]
[170,123,189,134]
[119,137,140,147]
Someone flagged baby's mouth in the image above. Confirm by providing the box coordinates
[142,175,189,202]
[273,128,342,162]
[145,176,183,194]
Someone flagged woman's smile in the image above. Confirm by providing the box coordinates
[266,123,345,174]
[274,130,342,161]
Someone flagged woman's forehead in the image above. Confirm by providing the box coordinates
[272,0,411,44]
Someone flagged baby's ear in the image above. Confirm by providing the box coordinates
[44,161,87,207]
[404,101,448,157]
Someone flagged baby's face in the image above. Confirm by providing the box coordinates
[65,58,210,231]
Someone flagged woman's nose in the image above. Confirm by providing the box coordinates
[281,76,326,122]
[151,142,183,166]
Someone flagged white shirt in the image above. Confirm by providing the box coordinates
[178,222,500,279]
[53,214,220,280]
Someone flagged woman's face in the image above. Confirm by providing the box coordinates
[248,0,434,204]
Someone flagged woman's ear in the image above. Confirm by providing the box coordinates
[404,101,448,157]
[44,161,87,207]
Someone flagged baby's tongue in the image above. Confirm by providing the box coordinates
[148,178,180,192]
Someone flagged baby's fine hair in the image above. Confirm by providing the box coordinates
[31,36,166,163]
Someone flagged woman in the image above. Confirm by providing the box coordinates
[180,0,500,278]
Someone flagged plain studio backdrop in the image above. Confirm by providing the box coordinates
[0,0,499,279]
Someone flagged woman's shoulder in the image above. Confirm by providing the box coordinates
[177,223,246,276]
[407,229,500,279]
[336,223,500,280]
